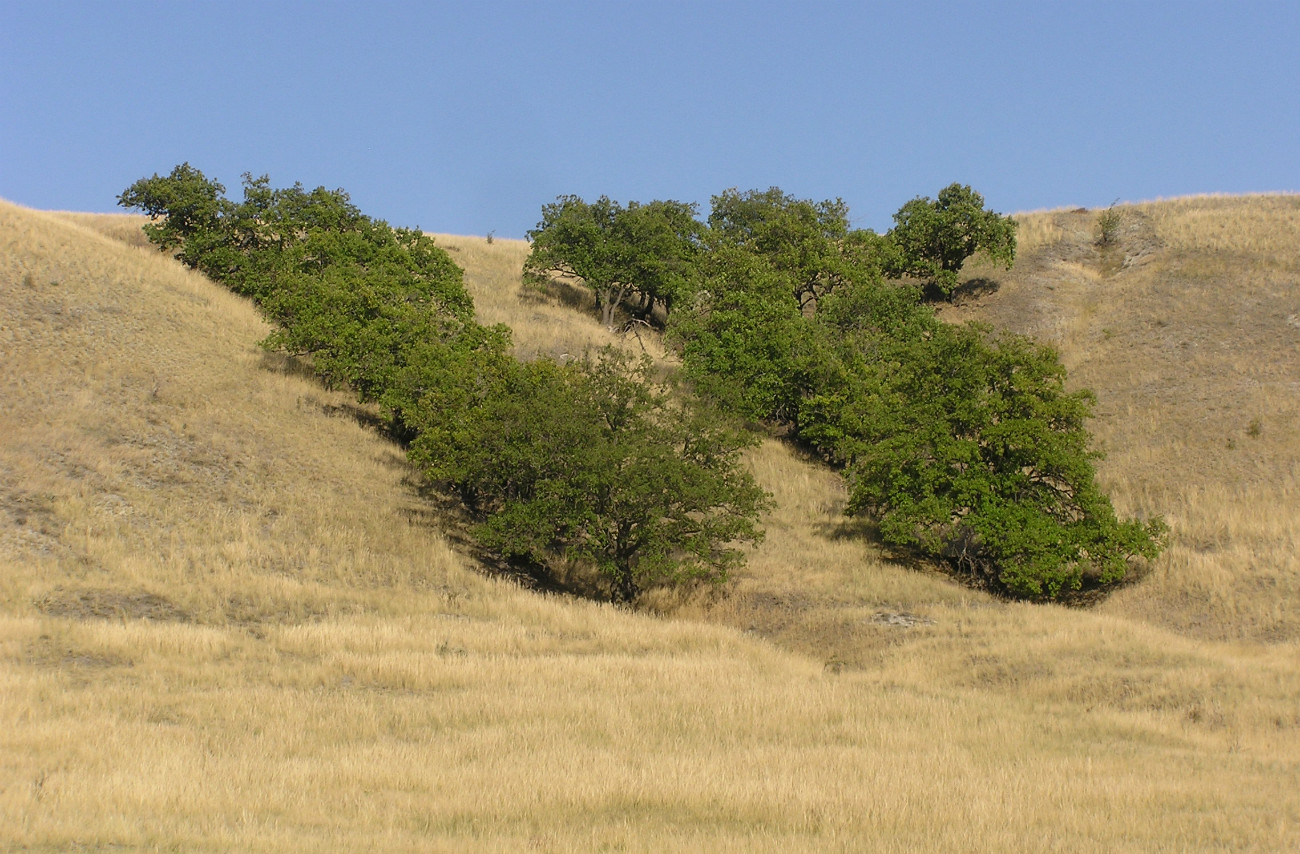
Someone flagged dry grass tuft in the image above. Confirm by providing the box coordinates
[1,197,1298,852]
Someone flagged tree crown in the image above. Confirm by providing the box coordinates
[886,183,1018,299]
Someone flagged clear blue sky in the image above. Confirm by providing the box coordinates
[2,1,1297,237]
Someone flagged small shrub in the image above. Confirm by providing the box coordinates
[1097,201,1124,246]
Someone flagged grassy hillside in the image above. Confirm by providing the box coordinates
[2,198,1297,851]
[946,195,1300,642]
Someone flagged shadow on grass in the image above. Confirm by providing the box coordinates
[257,348,618,602]
[316,401,389,435]
[947,276,1002,305]
[400,474,615,603]
[258,350,317,381]
[518,278,595,314]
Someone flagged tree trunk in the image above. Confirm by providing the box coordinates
[598,283,631,328]
[611,564,638,603]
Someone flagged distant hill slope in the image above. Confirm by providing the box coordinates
[949,195,1300,493]
[2,197,1297,852]
[946,195,1300,640]
[0,203,495,624]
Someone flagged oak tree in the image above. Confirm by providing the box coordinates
[886,183,1018,300]
[524,195,702,327]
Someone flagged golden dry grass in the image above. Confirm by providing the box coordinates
[2,199,1298,851]
[949,194,1300,642]
[433,233,668,363]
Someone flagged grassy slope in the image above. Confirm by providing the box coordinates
[945,195,1300,642]
[1,200,1297,852]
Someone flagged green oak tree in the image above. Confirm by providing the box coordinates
[667,244,817,427]
[524,195,703,327]
[804,321,1165,598]
[116,163,237,276]
[885,183,1018,300]
[121,166,481,436]
[668,184,1162,599]
[708,187,857,312]
[408,348,769,602]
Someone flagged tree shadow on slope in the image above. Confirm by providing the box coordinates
[946,276,1002,305]
[256,352,619,603]
[35,587,191,623]
[259,352,393,436]
[258,351,318,382]
[813,509,1149,607]
[518,276,596,314]
[399,474,615,602]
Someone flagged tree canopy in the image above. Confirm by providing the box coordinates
[124,165,1164,603]
[409,348,769,602]
[660,184,1165,600]
[117,163,236,274]
[803,321,1165,597]
[707,187,859,312]
[524,195,702,327]
[121,166,769,603]
[885,183,1018,300]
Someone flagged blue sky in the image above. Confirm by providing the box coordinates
[2,1,1297,237]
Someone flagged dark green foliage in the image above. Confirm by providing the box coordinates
[670,188,903,428]
[708,187,860,311]
[252,221,476,405]
[666,245,816,425]
[375,320,514,445]
[794,275,934,463]
[121,166,768,603]
[120,170,471,318]
[127,162,1163,603]
[661,184,1165,600]
[885,183,1018,300]
[116,163,236,273]
[805,324,1166,597]
[409,348,769,602]
[524,195,702,327]
[120,169,478,414]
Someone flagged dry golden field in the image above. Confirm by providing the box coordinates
[2,197,1298,851]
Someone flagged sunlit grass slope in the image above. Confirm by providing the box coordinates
[948,194,1300,643]
[1,201,1297,852]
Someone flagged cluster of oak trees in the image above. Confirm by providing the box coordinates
[120,165,767,602]
[527,186,1165,598]
[122,165,1164,602]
